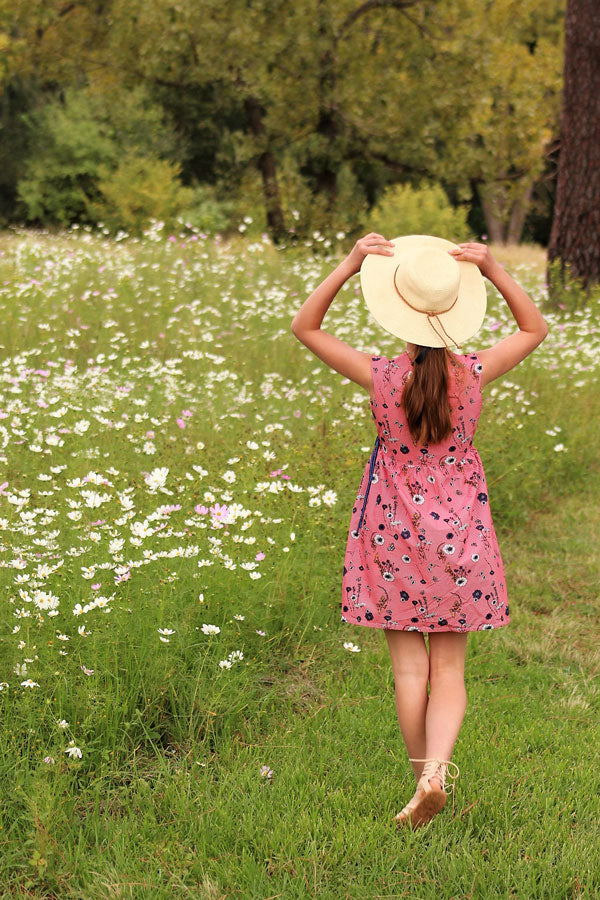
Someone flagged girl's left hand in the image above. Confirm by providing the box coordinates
[345,232,395,275]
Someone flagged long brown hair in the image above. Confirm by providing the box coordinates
[402,346,460,445]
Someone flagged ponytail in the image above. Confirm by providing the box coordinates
[402,346,457,445]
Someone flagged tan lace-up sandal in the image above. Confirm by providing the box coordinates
[395,757,460,829]
[394,782,427,826]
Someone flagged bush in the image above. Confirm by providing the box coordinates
[365,181,471,242]
[545,257,600,312]
[16,86,184,228]
[177,185,236,235]
[89,153,194,235]
[17,92,117,225]
[277,157,368,241]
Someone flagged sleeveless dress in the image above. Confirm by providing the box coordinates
[341,351,509,633]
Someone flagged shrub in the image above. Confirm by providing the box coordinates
[545,256,600,312]
[177,185,236,235]
[17,92,116,225]
[277,158,368,242]
[89,153,194,235]
[365,181,471,242]
[16,86,183,228]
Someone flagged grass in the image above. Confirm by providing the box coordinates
[0,225,599,897]
[489,241,548,275]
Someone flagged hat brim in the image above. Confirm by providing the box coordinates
[359,234,487,348]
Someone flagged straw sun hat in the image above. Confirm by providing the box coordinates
[359,234,487,349]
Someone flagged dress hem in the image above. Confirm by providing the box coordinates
[341,617,510,633]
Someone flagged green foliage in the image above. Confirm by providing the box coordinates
[545,257,600,311]
[87,82,182,163]
[90,153,195,234]
[309,165,370,237]
[177,185,236,235]
[365,181,471,242]
[217,152,371,242]
[2,0,567,248]
[17,92,117,225]
[0,78,41,224]
[15,86,184,228]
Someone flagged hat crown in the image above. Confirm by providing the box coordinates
[394,247,460,313]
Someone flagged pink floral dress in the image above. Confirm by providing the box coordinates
[341,351,509,632]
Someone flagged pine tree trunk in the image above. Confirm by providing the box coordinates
[547,0,600,292]
[243,96,286,243]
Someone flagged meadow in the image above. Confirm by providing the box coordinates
[0,223,599,898]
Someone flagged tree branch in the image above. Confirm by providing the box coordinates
[358,148,432,180]
[337,0,426,41]
[35,3,78,41]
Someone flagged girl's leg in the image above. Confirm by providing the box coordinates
[424,631,468,788]
[384,629,430,780]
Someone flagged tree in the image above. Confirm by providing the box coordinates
[298,0,434,213]
[412,0,564,244]
[547,0,600,292]
[0,0,568,243]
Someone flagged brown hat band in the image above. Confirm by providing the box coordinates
[393,266,462,349]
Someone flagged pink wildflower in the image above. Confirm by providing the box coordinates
[210,503,232,526]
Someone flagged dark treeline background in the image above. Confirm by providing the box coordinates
[0,0,565,244]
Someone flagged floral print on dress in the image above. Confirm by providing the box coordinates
[341,351,509,633]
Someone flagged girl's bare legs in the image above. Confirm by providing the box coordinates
[385,629,468,791]
[424,631,468,789]
[384,630,430,781]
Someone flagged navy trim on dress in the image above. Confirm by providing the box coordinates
[357,435,380,531]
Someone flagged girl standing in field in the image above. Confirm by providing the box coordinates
[291,233,548,828]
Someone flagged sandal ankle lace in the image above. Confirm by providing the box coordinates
[409,757,461,814]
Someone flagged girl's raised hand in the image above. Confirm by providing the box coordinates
[448,242,497,279]
[346,232,395,275]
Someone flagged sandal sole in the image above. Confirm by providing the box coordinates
[408,789,447,828]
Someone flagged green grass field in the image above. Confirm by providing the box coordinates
[0,226,599,898]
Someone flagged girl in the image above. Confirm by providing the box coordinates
[291,232,548,828]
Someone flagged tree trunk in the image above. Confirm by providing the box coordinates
[547,0,600,293]
[243,96,286,243]
[507,180,534,245]
[315,46,338,210]
[303,2,339,212]
[478,186,507,243]
[479,178,536,245]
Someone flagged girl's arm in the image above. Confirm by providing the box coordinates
[291,233,394,394]
[449,242,549,389]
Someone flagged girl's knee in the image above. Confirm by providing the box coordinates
[392,660,430,686]
[428,663,466,690]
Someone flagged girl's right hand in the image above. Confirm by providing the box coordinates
[448,242,498,280]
